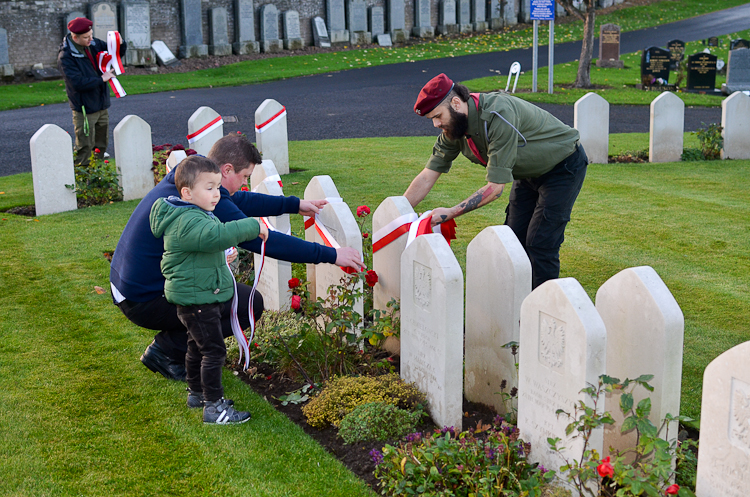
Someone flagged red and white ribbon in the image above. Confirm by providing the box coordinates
[259,215,291,236]
[255,107,287,134]
[372,212,418,253]
[97,51,126,98]
[303,198,362,274]
[106,31,125,75]
[187,116,224,144]
[250,174,283,192]
[404,210,457,249]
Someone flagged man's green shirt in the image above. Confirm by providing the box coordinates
[425,92,580,184]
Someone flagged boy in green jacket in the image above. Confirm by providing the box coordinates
[150,156,268,424]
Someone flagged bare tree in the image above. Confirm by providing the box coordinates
[555,0,598,88]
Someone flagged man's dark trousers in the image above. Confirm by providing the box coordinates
[505,144,588,289]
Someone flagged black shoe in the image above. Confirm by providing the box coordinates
[203,399,251,424]
[140,340,186,381]
[187,388,234,409]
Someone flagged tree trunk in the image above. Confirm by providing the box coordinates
[575,6,597,88]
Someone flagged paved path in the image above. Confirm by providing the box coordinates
[3,3,748,176]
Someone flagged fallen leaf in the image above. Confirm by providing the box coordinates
[94,286,106,294]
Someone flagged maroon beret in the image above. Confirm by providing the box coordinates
[67,17,93,35]
[414,73,455,116]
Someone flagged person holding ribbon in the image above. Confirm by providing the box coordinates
[405,73,588,289]
[110,133,365,382]
[58,17,126,166]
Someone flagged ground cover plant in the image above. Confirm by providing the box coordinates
[1,0,747,111]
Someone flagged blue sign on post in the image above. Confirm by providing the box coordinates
[530,0,555,21]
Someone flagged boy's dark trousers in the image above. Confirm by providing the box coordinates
[176,303,226,402]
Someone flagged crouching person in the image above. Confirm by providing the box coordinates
[150,156,268,424]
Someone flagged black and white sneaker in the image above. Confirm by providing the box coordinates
[187,389,234,409]
[203,399,251,424]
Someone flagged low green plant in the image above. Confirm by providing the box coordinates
[277,383,315,406]
[680,148,704,162]
[548,375,697,497]
[374,419,554,497]
[65,150,123,207]
[361,298,400,346]
[302,373,425,429]
[495,341,520,424]
[694,122,723,160]
[338,402,423,444]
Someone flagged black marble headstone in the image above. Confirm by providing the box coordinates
[730,39,750,50]
[667,39,685,69]
[641,46,671,84]
[686,53,717,91]
[707,36,719,47]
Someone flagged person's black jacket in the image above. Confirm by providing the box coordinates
[57,34,127,113]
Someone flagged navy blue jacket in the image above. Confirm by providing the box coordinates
[110,167,337,303]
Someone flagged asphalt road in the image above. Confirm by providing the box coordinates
[3,3,748,177]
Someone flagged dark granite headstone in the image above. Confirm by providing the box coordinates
[0,27,9,66]
[179,0,208,58]
[723,48,750,94]
[707,36,719,47]
[369,6,385,37]
[686,52,717,91]
[312,16,331,47]
[597,24,624,68]
[730,39,750,50]
[91,2,118,40]
[667,39,685,69]
[641,46,671,84]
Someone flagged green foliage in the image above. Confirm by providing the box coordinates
[374,419,554,497]
[361,298,400,347]
[302,373,425,428]
[495,341,520,424]
[694,123,724,160]
[338,402,422,444]
[680,148,704,162]
[65,152,123,207]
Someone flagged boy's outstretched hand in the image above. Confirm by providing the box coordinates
[258,222,269,241]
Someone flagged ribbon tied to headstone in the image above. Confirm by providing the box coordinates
[97,31,126,98]
[404,210,457,249]
[303,197,363,274]
[186,116,224,144]
[372,212,418,253]
[255,106,287,134]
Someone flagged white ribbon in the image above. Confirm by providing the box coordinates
[255,108,287,134]
[186,116,224,144]
[372,212,418,250]
[405,211,435,249]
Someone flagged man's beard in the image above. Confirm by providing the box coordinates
[442,105,469,141]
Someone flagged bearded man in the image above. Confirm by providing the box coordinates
[404,73,588,289]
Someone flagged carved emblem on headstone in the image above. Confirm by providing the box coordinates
[539,312,565,371]
[413,261,431,309]
[730,378,750,455]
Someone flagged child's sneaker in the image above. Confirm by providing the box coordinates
[187,389,234,409]
[203,399,251,424]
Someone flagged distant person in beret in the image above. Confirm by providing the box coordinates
[57,17,126,166]
[404,73,588,289]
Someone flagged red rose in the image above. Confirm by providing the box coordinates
[597,457,614,478]
[291,295,302,310]
[665,484,679,495]
[94,148,101,154]
[240,185,249,191]
[152,160,159,166]
[237,131,242,134]
[356,205,371,217]
[288,278,301,289]
[172,144,185,151]
[104,160,109,164]
[363,232,369,238]
[186,148,197,156]
[365,270,378,287]
[152,145,164,152]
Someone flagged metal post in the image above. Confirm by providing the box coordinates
[548,19,554,94]
[532,20,538,93]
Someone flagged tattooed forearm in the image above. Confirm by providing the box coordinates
[457,186,496,215]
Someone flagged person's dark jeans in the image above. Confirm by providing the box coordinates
[116,283,263,362]
[505,144,588,289]
[177,303,226,402]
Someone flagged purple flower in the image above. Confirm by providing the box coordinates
[440,426,456,438]
[405,432,422,443]
[370,448,383,466]
[538,465,547,475]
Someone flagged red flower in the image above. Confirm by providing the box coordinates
[356,205,371,217]
[152,145,164,152]
[288,278,301,289]
[172,144,185,151]
[237,131,242,134]
[665,484,679,495]
[240,185,249,191]
[94,148,101,154]
[254,342,259,348]
[597,457,614,479]
[291,295,302,310]
[152,160,159,166]
[266,375,273,380]
[104,160,109,164]
[186,148,197,156]
[363,232,369,238]
[365,270,378,287]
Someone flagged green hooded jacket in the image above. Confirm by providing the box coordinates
[149,196,260,306]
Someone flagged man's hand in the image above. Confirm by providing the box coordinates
[334,247,366,272]
[298,199,328,217]
[101,70,115,82]
[258,222,269,241]
[430,207,455,227]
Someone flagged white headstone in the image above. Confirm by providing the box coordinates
[721,91,750,160]
[649,91,684,163]
[695,341,750,497]
[574,93,610,164]
[30,124,78,216]
[595,266,684,460]
[312,16,331,47]
[372,196,416,312]
[254,99,289,175]
[113,115,154,201]
[253,179,293,311]
[91,2,118,41]
[166,150,187,174]
[465,226,531,415]
[151,41,178,66]
[304,175,342,302]
[187,106,223,157]
[401,234,463,429]
[517,278,607,477]
[250,159,282,191]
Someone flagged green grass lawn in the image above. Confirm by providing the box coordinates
[1,135,748,493]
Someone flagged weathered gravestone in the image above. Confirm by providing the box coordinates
[597,24,624,68]
[641,46,671,85]
[120,0,154,66]
[114,115,154,201]
[259,4,283,53]
[387,0,409,42]
[438,0,458,35]
[401,234,463,429]
[730,38,750,50]
[254,99,289,175]
[722,49,750,95]
[208,7,232,56]
[91,2,118,41]
[686,52,718,91]
[695,341,750,497]
[304,176,341,302]
[165,149,187,174]
[412,0,434,38]
[0,27,12,78]
[30,125,77,216]
[649,91,684,163]
[595,266,684,460]
[179,0,208,58]
[233,0,259,54]
[721,91,750,160]
[503,0,517,26]
[667,39,685,70]
[457,0,472,33]
[187,106,223,157]
[574,92,609,164]
[464,226,531,415]
[151,41,178,66]
[327,0,349,44]
[283,10,304,50]
[707,36,719,47]
[32,66,62,81]
[348,0,372,44]
[517,278,607,479]
[488,0,502,30]
[312,16,331,48]
[377,33,392,46]
[471,0,487,31]
[369,6,385,37]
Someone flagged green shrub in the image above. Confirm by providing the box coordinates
[695,122,723,160]
[65,152,123,207]
[302,373,425,429]
[338,402,422,444]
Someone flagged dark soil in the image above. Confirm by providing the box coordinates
[3,205,36,216]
